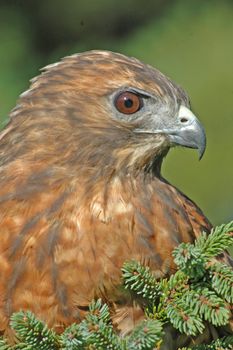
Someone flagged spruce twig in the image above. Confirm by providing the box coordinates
[209,262,233,303]
[121,260,162,304]
[195,222,233,259]
[0,222,232,350]
[79,299,125,349]
[10,311,59,350]
[179,335,233,350]
[127,319,163,350]
[123,222,233,339]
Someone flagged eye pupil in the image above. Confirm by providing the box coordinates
[114,91,142,115]
[124,98,133,108]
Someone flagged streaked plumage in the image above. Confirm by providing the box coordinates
[0,51,231,347]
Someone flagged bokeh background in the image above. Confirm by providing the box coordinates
[0,0,232,228]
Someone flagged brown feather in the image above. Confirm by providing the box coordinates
[0,51,231,346]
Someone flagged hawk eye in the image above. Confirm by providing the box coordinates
[114,91,142,114]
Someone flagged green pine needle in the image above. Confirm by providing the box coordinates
[173,243,206,280]
[10,311,59,350]
[88,299,111,324]
[127,319,163,350]
[191,335,233,349]
[0,338,31,350]
[173,222,233,280]
[79,299,125,349]
[59,323,85,349]
[122,260,161,301]
[167,271,189,291]
[166,299,205,336]
[0,338,12,350]
[209,261,233,303]
[195,222,233,259]
[183,288,230,326]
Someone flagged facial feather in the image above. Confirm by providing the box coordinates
[0,51,217,340]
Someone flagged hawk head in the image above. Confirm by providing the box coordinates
[8,50,206,177]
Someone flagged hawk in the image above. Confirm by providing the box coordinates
[0,51,230,347]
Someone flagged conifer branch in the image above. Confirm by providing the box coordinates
[126,319,163,350]
[209,262,233,303]
[166,298,204,335]
[195,222,233,259]
[173,221,233,280]
[123,222,233,340]
[121,260,162,303]
[10,311,59,350]
[182,288,229,326]
[0,222,232,350]
[78,299,124,349]
[179,335,233,350]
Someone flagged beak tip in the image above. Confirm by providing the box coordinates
[198,135,206,160]
[198,151,204,161]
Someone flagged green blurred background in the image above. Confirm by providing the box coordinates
[0,0,232,228]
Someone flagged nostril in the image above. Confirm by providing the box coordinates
[180,117,188,123]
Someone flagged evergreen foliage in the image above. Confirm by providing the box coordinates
[0,222,232,350]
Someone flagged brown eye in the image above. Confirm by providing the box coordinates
[114,91,142,114]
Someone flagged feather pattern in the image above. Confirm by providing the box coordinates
[0,51,229,346]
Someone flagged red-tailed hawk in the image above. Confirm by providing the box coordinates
[0,51,230,346]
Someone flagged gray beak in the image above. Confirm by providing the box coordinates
[134,105,206,159]
[168,106,206,159]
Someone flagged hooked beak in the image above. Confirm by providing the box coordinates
[134,105,206,159]
[168,106,206,159]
